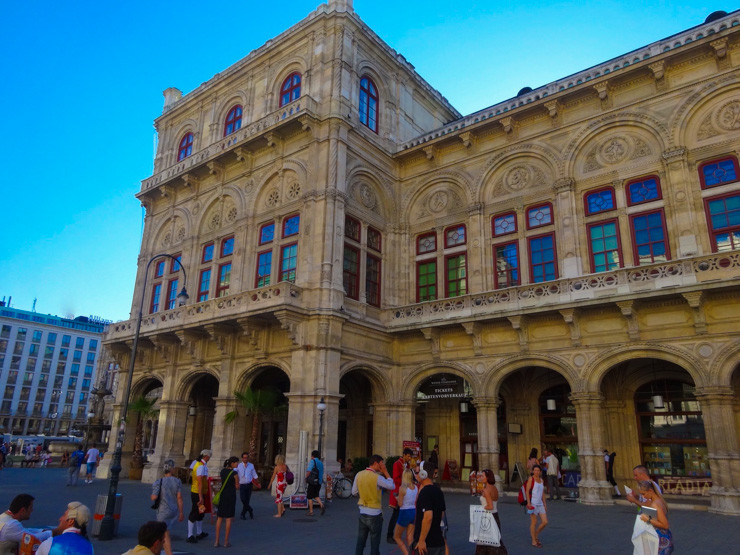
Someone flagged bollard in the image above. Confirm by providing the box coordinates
[91,494,123,537]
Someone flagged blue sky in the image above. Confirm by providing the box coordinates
[0,1,726,322]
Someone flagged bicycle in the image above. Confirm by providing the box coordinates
[329,471,352,499]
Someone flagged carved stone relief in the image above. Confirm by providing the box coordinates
[582,134,654,173]
[415,186,463,219]
[717,100,740,131]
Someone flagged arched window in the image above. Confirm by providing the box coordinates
[279,73,301,107]
[359,76,378,132]
[177,132,193,161]
[223,105,243,137]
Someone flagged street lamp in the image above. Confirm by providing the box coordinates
[316,397,327,458]
[98,253,188,541]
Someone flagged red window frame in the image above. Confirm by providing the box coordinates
[279,243,298,283]
[698,156,740,189]
[255,250,273,287]
[202,243,214,263]
[492,211,517,237]
[526,203,553,230]
[587,219,622,272]
[366,253,381,307]
[367,226,382,252]
[150,283,162,314]
[343,244,360,300]
[280,73,301,107]
[170,254,181,274]
[444,224,466,248]
[221,236,234,258]
[629,209,671,264]
[224,105,243,136]
[197,269,211,302]
[417,232,437,255]
[282,214,300,238]
[445,253,467,298]
[359,76,379,133]
[528,232,558,283]
[259,222,275,245]
[584,187,617,215]
[416,260,438,302]
[626,175,662,206]
[493,241,520,289]
[345,215,361,242]
[166,279,179,310]
[177,133,193,161]
[154,261,165,278]
[703,193,740,252]
[216,263,231,297]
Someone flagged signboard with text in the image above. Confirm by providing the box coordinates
[417,374,467,399]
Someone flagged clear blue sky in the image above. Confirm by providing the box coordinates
[0,1,726,322]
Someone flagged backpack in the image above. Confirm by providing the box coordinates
[518,478,532,506]
[68,452,80,468]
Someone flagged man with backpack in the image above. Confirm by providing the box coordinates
[66,446,85,487]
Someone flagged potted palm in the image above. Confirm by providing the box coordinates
[128,395,158,480]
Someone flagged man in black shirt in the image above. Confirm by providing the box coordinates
[412,460,446,555]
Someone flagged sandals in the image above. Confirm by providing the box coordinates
[307,512,315,516]
[532,540,543,548]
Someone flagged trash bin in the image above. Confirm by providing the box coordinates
[91,494,122,537]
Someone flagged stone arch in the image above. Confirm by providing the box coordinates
[253,166,306,213]
[401,362,479,400]
[270,58,309,103]
[346,167,391,221]
[130,375,164,399]
[339,361,392,402]
[169,118,200,153]
[175,367,221,401]
[564,116,668,179]
[151,207,192,251]
[355,60,390,106]
[477,148,560,204]
[669,75,740,147]
[583,344,707,392]
[215,92,249,133]
[483,354,578,398]
[197,194,240,236]
[712,342,740,387]
[402,173,473,226]
[234,360,293,392]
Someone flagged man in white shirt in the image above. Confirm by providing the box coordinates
[237,451,259,520]
[0,494,55,555]
[626,465,662,508]
[545,450,561,500]
[84,444,101,484]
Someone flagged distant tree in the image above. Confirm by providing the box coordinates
[225,387,280,461]
[129,395,158,472]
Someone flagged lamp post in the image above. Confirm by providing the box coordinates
[316,397,327,458]
[98,253,188,541]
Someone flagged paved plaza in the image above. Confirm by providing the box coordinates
[0,467,737,554]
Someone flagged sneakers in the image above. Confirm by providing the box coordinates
[196,532,209,540]
[186,536,197,544]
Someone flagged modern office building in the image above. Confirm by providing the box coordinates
[0,304,107,438]
[102,1,740,514]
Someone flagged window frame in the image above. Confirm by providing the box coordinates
[444,253,468,298]
[166,279,180,310]
[170,254,181,274]
[416,260,437,303]
[150,283,162,313]
[417,232,437,255]
[224,105,243,137]
[365,253,381,307]
[626,175,662,206]
[587,218,623,272]
[197,268,211,302]
[444,224,467,248]
[282,214,300,238]
[259,222,275,245]
[526,203,554,230]
[343,244,360,300]
[345,215,361,242]
[367,226,382,252]
[584,187,617,216]
[177,132,194,161]
[359,76,379,133]
[154,261,165,278]
[703,192,740,252]
[279,72,302,107]
[220,236,234,258]
[698,156,740,189]
[216,262,232,298]
[629,208,671,264]
[201,242,214,264]
[492,211,518,237]
[279,242,298,283]
[527,232,558,283]
[255,249,273,288]
[493,241,520,289]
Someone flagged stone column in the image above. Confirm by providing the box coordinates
[695,386,740,515]
[142,400,189,483]
[209,397,240,472]
[571,392,614,505]
[473,397,500,473]
[96,400,124,480]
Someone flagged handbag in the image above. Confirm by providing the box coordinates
[285,466,295,485]
[469,505,501,547]
[151,479,162,510]
[212,471,234,506]
[308,465,320,486]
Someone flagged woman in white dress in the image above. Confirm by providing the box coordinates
[525,465,548,548]
[475,469,508,554]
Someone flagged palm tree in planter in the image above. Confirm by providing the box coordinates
[225,387,280,463]
[128,395,158,479]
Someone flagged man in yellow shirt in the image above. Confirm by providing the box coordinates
[351,454,394,555]
[186,449,211,544]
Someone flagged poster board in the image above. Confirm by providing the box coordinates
[511,462,527,486]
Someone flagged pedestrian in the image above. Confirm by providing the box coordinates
[602,449,621,497]
[214,456,239,548]
[393,468,417,555]
[0,494,55,553]
[626,465,662,509]
[411,460,447,555]
[637,480,674,554]
[544,449,561,500]
[84,443,100,484]
[525,464,547,548]
[428,445,439,480]
[306,450,326,516]
[151,459,184,532]
[345,458,354,475]
[186,449,211,544]
[123,520,171,555]
[387,447,413,544]
[36,501,93,555]
[352,454,395,555]
[474,469,507,555]
[66,445,85,487]
[237,451,258,520]
[267,454,288,518]
[526,448,539,475]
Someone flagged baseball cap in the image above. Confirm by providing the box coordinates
[66,502,90,527]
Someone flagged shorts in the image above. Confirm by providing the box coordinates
[531,503,546,515]
[86,462,96,474]
[306,483,321,499]
[397,508,415,527]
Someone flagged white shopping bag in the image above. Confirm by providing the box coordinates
[469,505,501,547]
[631,514,659,555]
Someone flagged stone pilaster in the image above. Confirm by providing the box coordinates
[571,392,614,505]
[473,397,500,473]
[142,400,189,483]
[695,386,740,515]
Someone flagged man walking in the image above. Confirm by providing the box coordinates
[186,449,211,544]
[387,447,413,544]
[545,449,561,500]
[306,450,326,516]
[237,452,258,520]
[412,460,447,555]
[83,443,100,484]
[626,464,662,508]
[352,454,394,555]
[66,445,85,486]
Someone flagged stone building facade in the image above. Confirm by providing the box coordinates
[102,0,740,514]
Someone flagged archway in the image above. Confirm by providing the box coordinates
[247,367,290,469]
[185,374,219,461]
[338,370,375,462]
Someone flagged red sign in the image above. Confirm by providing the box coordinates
[403,441,421,462]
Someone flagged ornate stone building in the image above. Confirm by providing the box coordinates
[102,1,740,514]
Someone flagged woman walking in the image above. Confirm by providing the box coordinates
[214,456,239,548]
[268,454,288,518]
[525,465,547,548]
[151,459,184,532]
[393,468,417,555]
[638,480,673,554]
[526,448,539,475]
[475,469,508,554]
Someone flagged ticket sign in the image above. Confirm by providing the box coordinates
[417,374,467,399]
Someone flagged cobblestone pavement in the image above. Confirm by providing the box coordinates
[0,467,737,554]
